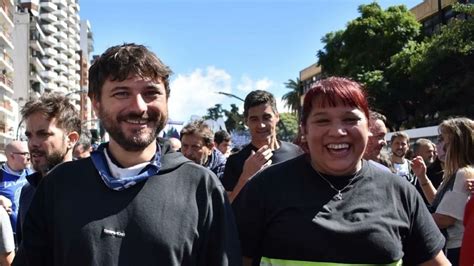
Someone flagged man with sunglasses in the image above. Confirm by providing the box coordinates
[0,141,31,234]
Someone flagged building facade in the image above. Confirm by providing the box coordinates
[6,0,92,158]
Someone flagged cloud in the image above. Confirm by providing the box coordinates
[168,66,279,122]
[168,66,232,122]
[236,75,273,94]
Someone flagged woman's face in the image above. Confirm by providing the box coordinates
[302,99,369,176]
[436,131,450,162]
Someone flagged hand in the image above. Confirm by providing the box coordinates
[411,156,427,181]
[0,195,12,215]
[241,145,273,180]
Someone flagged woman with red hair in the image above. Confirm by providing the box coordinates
[233,77,449,265]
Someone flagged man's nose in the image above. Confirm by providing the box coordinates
[130,94,148,113]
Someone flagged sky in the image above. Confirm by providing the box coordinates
[79,0,421,123]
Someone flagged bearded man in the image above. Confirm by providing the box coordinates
[16,93,80,245]
[14,43,240,266]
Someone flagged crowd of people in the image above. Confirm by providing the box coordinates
[0,43,471,266]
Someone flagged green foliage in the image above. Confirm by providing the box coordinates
[318,3,420,79]
[316,1,474,129]
[202,103,245,132]
[282,78,303,121]
[277,113,298,142]
[224,104,245,132]
[202,104,225,120]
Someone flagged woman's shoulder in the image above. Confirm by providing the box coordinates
[457,166,474,179]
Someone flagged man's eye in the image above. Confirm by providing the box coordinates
[113,92,129,98]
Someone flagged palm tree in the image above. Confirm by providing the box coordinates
[282,78,303,121]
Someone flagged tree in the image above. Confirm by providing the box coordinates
[224,104,245,132]
[277,113,298,142]
[388,3,474,126]
[202,104,225,121]
[317,3,422,129]
[282,78,303,121]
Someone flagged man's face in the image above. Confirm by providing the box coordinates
[245,103,279,146]
[9,143,30,171]
[391,136,409,158]
[93,75,168,152]
[181,133,212,165]
[365,119,387,161]
[25,112,70,174]
[216,140,232,157]
[416,143,436,166]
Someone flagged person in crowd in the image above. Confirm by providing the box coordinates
[460,187,474,266]
[415,138,443,189]
[414,138,436,167]
[167,137,181,152]
[413,117,474,265]
[180,120,227,179]
[15,43,240,265]
[222,90,302,202]
[73,131,92,159]
[15,93,81,245]
[427,139,445,189]
[214,130,232,158]
[390,132,417,185]
[0,206,14,266]
[363,111,391,172]
[0,141,31,233]
[233,77,449,266]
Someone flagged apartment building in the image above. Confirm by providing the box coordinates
[7,0,92,158]
[0,0,17,157]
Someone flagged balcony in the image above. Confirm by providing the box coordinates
[0,74,13,94]
[52,0,67,8]
[41,58,58,68]
[57,74,68,86]
[41,24,57,34]
[0,30,13,50]
[39,1,57,12]
[45,81,58,92]
[54,63,68,73]
[30,72,46,89]
[43,35,57,46]
[0,5,14,29]
[0,95,14,118]
[54,41,67,51]
[40,12,57,23]
[66,15,76,26]
[30,39,45,55]
[31,56,46,72]
[68,65,79,76]
[53,9,67,20]
[55,53,68,63]
[53,20,67,30]
[44,47,58,57]
[41,70,58,81]
[0,50,13,73]
[54,31,67,41]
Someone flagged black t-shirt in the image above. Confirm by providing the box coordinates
[221,141,302,191]
[233,155,445,265]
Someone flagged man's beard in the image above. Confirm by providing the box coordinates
[99,106,167,152]
[32,147,69,175]
[393,149,406,158]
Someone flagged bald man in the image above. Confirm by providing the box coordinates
[0,141,31,233]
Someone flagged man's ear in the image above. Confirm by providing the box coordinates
[66,131,80,149]
[92,97,100,115]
